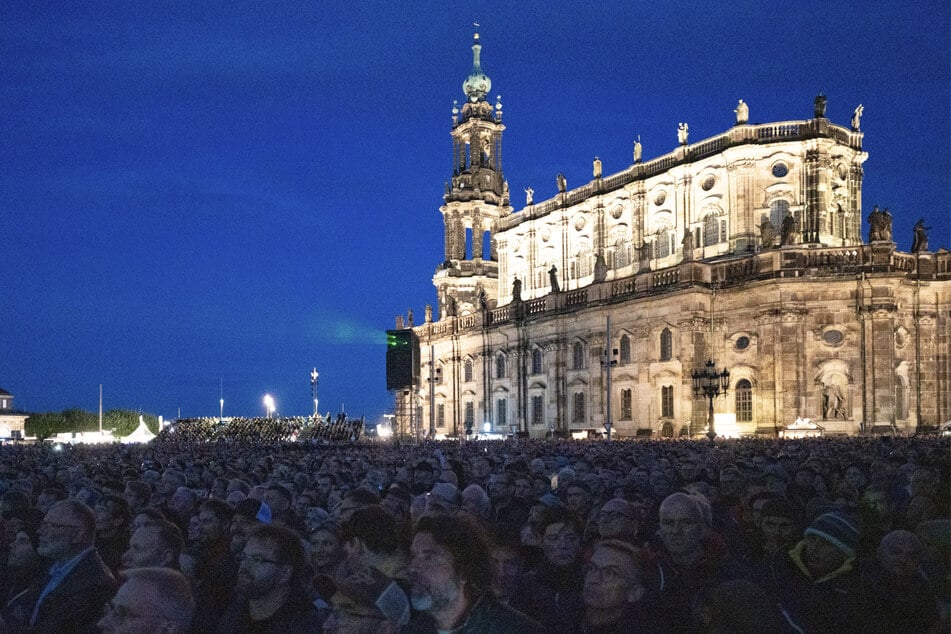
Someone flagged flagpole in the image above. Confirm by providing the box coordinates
[98,384,103,434]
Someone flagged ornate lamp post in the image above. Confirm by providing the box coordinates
[263,394,275,419]
[692,360,730,442]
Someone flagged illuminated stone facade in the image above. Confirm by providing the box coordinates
[398,34,950,439]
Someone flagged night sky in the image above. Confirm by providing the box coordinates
[3,1,948,423]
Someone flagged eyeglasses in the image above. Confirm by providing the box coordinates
[237,553,282,566]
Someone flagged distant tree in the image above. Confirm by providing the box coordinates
[104,409,159,437]
[25,411,65,441]
[25,408,159,441]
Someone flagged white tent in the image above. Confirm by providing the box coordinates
[120,416,156,444]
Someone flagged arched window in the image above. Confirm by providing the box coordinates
[496,398,507,427]
[661,385,674,418]
[572,342,585,370]
[655,229,671,258]
[463,359,473,383]
[531,348,543,375]
[660,328,672,361]
[619,335,631,364]
[495,354,506,379]
[572,392,586,423]
[770,200,790,228]
[735,379,752,422]
[703,214,721,246]
[620,388,632,420]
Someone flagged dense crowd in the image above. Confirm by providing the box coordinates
[159,415,366,444]
[0,433,947,633]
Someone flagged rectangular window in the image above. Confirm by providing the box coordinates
[464,402,474,430]
[531,349,543,375]
[531,395,544,426]
[661,386,674,418]
[572,392,586,423]
[497,398,507,427]
[437,403,445,428]
[621,388,632,420]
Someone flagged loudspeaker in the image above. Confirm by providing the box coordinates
[386,329,420,390]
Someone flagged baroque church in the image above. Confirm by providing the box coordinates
[393,32,950,439]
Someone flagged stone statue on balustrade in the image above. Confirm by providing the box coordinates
[556,173,567,193]
[633,135,643,163]
[512,276,522,302]
[593,253,608,283]
[911,219,930,253]
[734,99,748,125]
[677,122,689,146]
[758,218,778,249]
[524,187,533,205]
[548,265,560,293]
[593,157,602,179]
[867,205,893,242]
[425,304,433,323]
[851,104,864,131]
[814,94,827,118]
[406,309,414,327]
[681,228,694,261]
[780,213,798,246]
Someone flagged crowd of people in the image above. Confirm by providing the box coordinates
[0,433,947,632]
[160,414,365,444]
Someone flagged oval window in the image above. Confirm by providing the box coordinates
[772,163,788,178]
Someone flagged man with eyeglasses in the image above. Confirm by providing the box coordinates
[3,499,116,633]
[97,567,194,633]
[404,514,541,633]
[215,523,322,632]
[574,540,660,633]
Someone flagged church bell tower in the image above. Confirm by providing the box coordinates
[433,31,512,319]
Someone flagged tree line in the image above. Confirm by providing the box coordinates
[25,408,159,440]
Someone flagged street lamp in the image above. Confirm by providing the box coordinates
[263,394,275,419]
[310,368,319,418]
[692,359,730,442]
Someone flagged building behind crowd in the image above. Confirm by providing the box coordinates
[392,32,950,440]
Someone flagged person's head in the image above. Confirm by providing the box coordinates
[315,473,335,500]
[339,505,401,561]
[36,487,67,515]
[513,475,534,501]
[238,524,309,596]
[38,499,96,563]
[197,499,233,545]
[487,472,514,503]
[97,567,194,634]
[95,495,132,539]
[263,483,293,515]
[541,510,584,568]
[658,493,709,559]
[379,487,412,524]
[411,461,437,493]
[910,466,939,499]
[469,457,491,481]
[121,521,182,570]
[489,535,529,601]
[458,484,490,522]
[122,481,152,513]
[309,523,343,573]
[565,482,592,515]
[169,487,196,517]
[759,497,803,553]
[334,488,379,523]
[877,530,925,577]
[324,564,408,633]
[130,509,166,533]
[597,498,640,541]
[408,515,492,616]
[8,529,40,569]
[801,511,860,577]
[583,540,647,615]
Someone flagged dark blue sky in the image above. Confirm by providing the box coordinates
[2,1,948,422]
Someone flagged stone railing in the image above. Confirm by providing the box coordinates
[422,244,946,335]
[501,118,862,230]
